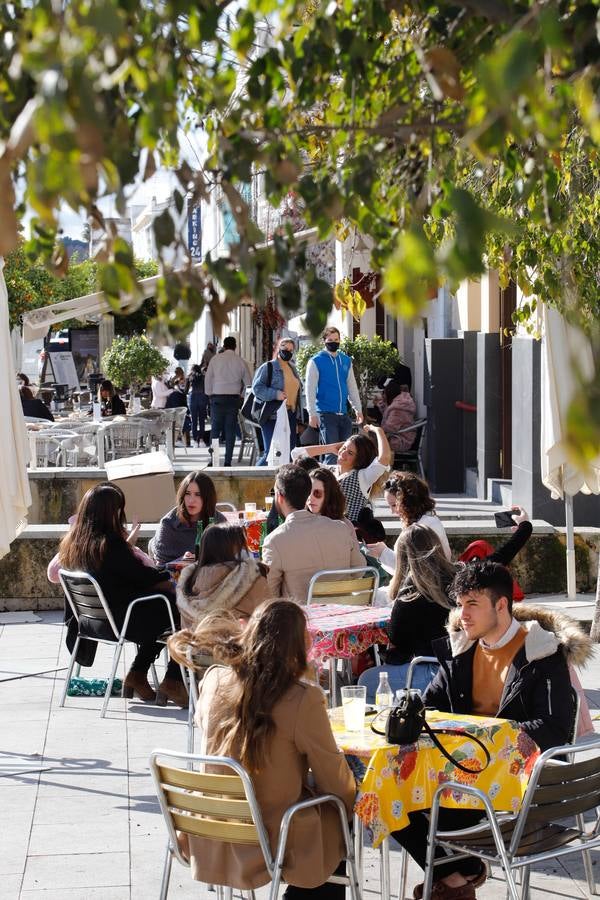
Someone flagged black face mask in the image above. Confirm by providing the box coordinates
[279,349,293,362]
[325,341,340,352]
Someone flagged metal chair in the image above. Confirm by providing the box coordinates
[237,411,262,465]
[422,736,600,900]
[307,566,380,607]
[58,569,177,718]
[150,749,361,900]
[387,417,427,478]
[100,420,150,460]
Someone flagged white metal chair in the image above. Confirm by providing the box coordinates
[150,749,361,900]
[423,736,600,900]
[58,569,177,718]
[100,420,150,460]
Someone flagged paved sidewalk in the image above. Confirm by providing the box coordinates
[0,611,598,899]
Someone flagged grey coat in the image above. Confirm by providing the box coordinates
[148,507,226,565]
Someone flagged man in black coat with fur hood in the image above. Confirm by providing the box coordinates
[394,560,593,900]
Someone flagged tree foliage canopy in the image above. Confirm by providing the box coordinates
[1,0,599,342]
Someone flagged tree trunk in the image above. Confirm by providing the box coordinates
[591,558,600,643]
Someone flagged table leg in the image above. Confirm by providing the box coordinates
[380,836,391,900]
[354,815,364,893]
[329,658,337,707]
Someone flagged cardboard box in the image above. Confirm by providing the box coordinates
[105,451,175,523]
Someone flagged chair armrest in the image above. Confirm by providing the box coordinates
[120,593,176,636]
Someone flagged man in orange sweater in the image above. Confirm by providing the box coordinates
[393,560,586,900]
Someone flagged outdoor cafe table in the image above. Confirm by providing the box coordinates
[306,604,392,705]
[329,707,539,847]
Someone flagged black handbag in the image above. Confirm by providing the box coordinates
[241,362,279,425]
[371,690,491,775]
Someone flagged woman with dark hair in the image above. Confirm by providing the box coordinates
[368,471,451,569]
[169,600,355,897]
[359,509,533,702]
[293,423,391,523]
[58,483,187,706]
[306,467,348,523]
[20,385,54,421]
[176,523,271,628]
[149,472,225,565]
[99,379,126,416]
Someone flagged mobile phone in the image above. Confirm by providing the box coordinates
[494,510,514,529]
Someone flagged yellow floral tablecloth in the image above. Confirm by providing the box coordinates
[330,708,539,847]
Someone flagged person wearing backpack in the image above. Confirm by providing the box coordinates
[252,337,302,465]
[186,363,208,447]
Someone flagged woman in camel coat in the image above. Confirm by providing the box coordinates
[169,600,356,895]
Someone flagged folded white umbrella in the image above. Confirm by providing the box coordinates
[0,257,32,558]
[540,302,600,597]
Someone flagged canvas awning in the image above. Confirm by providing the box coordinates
[21,273,161,342]
[0,257,32,557]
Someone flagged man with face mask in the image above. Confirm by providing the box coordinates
[305,326,363,464]
[251,337,302,465]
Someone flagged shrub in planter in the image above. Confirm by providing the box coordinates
[101,334,169,406]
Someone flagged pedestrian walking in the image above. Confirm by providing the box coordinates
[305,326,363,463]
[252,337,302,465]
[204,335,250,466]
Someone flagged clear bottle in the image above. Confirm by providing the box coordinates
[375,672,393,711]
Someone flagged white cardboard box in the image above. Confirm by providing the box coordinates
[105,451,175,523]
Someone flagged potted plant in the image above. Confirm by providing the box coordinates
[101,334,169,409]
[296,334,400,413]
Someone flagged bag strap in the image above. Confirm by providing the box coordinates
[267,361,273,387]
[422,720,491,774]
[370,709,389,736]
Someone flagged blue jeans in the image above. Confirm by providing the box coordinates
[357,661,438,704]
[258,410,297,465]
[319,412,352,465]
[210,395,239,465]
[189,391,208,442]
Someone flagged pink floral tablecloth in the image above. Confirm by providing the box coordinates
[306,604,391,662]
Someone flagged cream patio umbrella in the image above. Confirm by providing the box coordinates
[540,302,600,598]
[0,256,32,558]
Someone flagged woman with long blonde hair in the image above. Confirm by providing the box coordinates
[169,599,355,897]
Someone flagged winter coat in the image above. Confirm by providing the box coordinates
[148,507,226,565]
[424,604,594,751]
[176,558,271,628]
[381,392,416,450]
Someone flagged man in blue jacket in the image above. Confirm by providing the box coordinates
[305,326,363,463]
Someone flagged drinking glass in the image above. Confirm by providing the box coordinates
[244,502,257,520]
[264,496,274,511]
[341,685,367,731]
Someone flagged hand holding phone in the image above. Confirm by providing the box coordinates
[494,510,515,529]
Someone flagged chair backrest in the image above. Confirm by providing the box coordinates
[307,566,379,606]
[509,736,600,855]
[405,655,439,690]
[150,750,273,871]
[102,420,148,457]
[58,568,120,639]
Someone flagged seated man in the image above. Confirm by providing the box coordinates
[262,463,364,601]
[395,560,587,900]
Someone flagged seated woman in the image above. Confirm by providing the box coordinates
[379,382,416,450]
[57,483,187,706]
[368,471,451,569]
[293,423,392,524]
[98,379,126,416]
[176,523,271,629]
[306,466,354,532]
[169,600,356,897]
[359,510,533,702]
[20,385,54,421]
[149,472,225,565]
